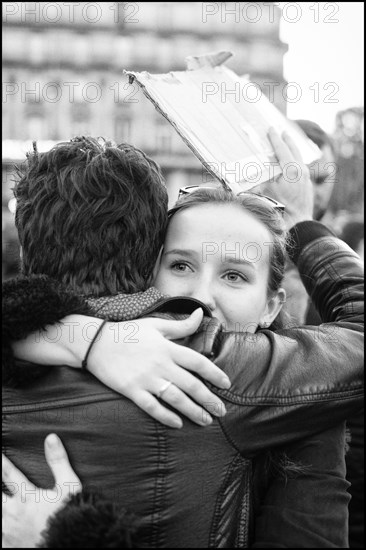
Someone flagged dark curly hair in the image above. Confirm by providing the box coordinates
[14,137,168,296]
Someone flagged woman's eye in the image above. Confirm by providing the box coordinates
[171,262,191,273]
[224,272,246,283]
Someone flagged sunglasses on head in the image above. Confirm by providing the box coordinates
[177,185,285,214]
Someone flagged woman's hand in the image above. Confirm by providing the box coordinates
[14,309,230,429]
[265,128,314,229]
[86,308,230,428]
[2,434,82,549]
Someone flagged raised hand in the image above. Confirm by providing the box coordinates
[264,127,314,229]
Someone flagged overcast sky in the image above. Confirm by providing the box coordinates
[279,2,364,133]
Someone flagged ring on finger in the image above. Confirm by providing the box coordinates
[157,381,173,399]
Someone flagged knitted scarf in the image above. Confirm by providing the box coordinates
[83,286,166,322]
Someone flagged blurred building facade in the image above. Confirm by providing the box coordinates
[3,1,288,276]
[2,2,287,191]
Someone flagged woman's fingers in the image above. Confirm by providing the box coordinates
[44,434,82,494]
[157,383,215,427]
[131,391,184,428]
[171,343,231,389]
[268,127,303,181]
[154,308,204,339]
[128,363,227,428]
[147,352,228,427]
[2,454,36,495]
[282,131,304,164]
[126,342,229,427]
[268,127,293,167]
[131,368,224,429]
[166,367,227,420]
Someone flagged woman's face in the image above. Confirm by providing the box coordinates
[154,203,285,332]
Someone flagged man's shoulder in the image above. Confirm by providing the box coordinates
[2,360,120,411]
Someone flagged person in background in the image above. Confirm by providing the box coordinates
[338,216,364,548]
[298,121,364,549]
[340,219,364,264]
[278,119,338,326]
[296,119,338,223]
[268,119,364,549]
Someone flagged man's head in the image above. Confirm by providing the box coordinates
[296,120,337,220]
[14,136,168,295]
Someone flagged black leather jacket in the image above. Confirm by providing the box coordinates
[2,221,364,547]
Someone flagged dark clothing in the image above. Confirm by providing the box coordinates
[285,228,365,548]
[346,410,364,548]
[306,281,364,549]
[252,424,350,548]
[2,222,364,547]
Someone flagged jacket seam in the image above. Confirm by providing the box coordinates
[299,242,359,277]
[235,462,252,547]
[208,388,363,406]
[148,423,168,548]
[208,454,252,547]
[218,416,244,455]
[3,388,363,415]
[2,393,122,414]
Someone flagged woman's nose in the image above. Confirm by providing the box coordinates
[188,279,216,314]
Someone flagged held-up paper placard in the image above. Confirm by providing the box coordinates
[125,51,320,194]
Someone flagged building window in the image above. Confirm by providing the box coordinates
[115,117,132,143]
[29,31,44,64]
[71,102,90,122]
[70,102,91,137]
[25,101,45,139]
[157,3,173,30]
[26,115,45,139]
[155,119,172,153]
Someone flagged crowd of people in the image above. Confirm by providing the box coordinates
[2,119,364,548]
